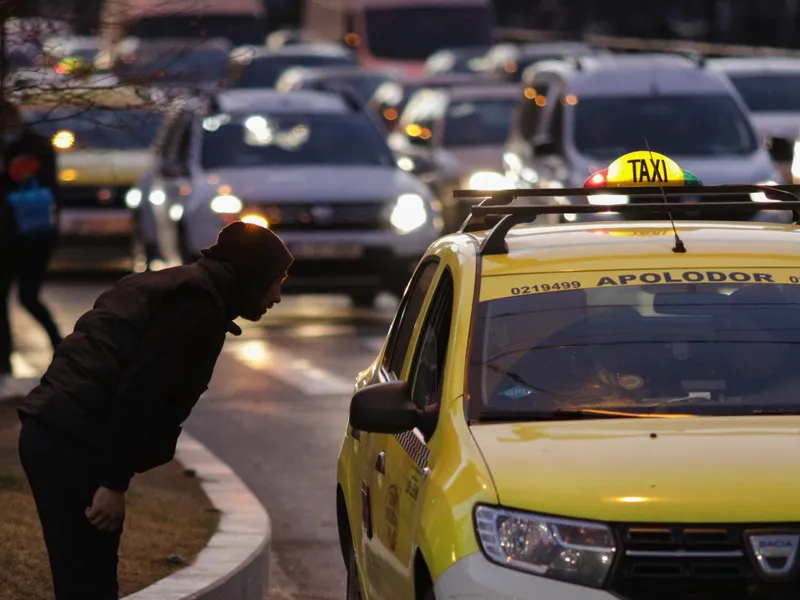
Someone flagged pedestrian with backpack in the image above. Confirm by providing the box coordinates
[0,99,62,375]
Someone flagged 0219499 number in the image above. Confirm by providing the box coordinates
[511,281,582,295]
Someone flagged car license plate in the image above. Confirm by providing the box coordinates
[290,242,363,259]
[59,210,133,236]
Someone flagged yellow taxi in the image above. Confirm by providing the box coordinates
[17,86,163,267]
[336,150,800,600]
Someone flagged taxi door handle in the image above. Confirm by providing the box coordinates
[375,451,386,474]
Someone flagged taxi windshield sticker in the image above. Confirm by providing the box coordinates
[584,150,703,188]
[480,268,800,302]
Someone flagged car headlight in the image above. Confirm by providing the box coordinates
[587,194,629,206]
[390,193,427,233]
[750,180,780,203]
[125,188,142,209]
[475,505,616,588]
[467,171,508,190]
[210,194,243,214]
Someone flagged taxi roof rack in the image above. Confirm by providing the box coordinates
[454,185,800,256]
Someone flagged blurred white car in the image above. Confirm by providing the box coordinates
[140,88,443,306]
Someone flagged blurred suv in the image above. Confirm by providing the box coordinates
[389,83,519,231]
[141,88,442,306]
[503,53,783,222]
[706,57,800,182]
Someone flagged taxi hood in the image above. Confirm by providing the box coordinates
[470,416,800,522]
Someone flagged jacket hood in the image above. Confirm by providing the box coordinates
[195,257,242,335]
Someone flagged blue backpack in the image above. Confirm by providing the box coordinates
[7,178,55,234]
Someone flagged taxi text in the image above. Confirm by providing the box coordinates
[628,157,669,184]
[597,271,774,286]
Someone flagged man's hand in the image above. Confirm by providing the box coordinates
[85,487,126,532]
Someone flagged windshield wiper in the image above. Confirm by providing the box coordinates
[478,408,642,423]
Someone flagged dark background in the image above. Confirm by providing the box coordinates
[11,0,800,48]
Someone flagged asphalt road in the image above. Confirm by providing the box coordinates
[6,275,398,600]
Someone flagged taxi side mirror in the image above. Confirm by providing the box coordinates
[767,137,794,164]
[349,381,419,434]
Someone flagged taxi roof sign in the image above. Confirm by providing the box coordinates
[584,151,703,189]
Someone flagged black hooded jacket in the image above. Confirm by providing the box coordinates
[18,257,243,492]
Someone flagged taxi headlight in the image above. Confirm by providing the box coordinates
[475,505,616,588]
[468,171,508,190]
[210,194,243,214]
[750,180,780,203]
[125,188,142,209]
[390,193,427,233]
[587,194,629,206]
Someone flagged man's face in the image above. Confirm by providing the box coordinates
[238,276,284,322]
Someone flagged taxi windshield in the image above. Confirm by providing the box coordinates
[728,74,800,113]
[442,98,517,147]
[469,275,800,420]
[573,95,758,159]
[26,107,163,150]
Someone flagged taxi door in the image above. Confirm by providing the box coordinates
[363,262,455,600]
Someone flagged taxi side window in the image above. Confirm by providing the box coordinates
[519,82,549,140]
[409,269,454,439]
[383,260,440,377]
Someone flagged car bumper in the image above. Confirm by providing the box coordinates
[51,208,134,270]
[434,553,615,600]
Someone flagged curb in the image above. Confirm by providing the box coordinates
[123,432,271,600]
[0,388,271,600]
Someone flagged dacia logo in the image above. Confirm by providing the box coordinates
[747,532,800,579]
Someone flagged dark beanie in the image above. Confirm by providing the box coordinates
[201,221,294,288]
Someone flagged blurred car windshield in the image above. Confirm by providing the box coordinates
[126,16,265,46]
[426,48,488,75]
[470,278,800,420]
[364,6,493,61]
[442,98,516,146]
[573,95,758,159]
[299,74,393,101]
[236,55,356,88]
[26,107,163,149]
[200,112,395,169]
[728,74,800,113]
[117,47,230,83]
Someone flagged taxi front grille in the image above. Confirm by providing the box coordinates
[245,202,388,230]
[608,523,800,600]
[60,185,129,209]
[627,193,754,221]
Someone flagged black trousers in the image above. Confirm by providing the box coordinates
[0,232,63,372]
[18,416,122,600]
